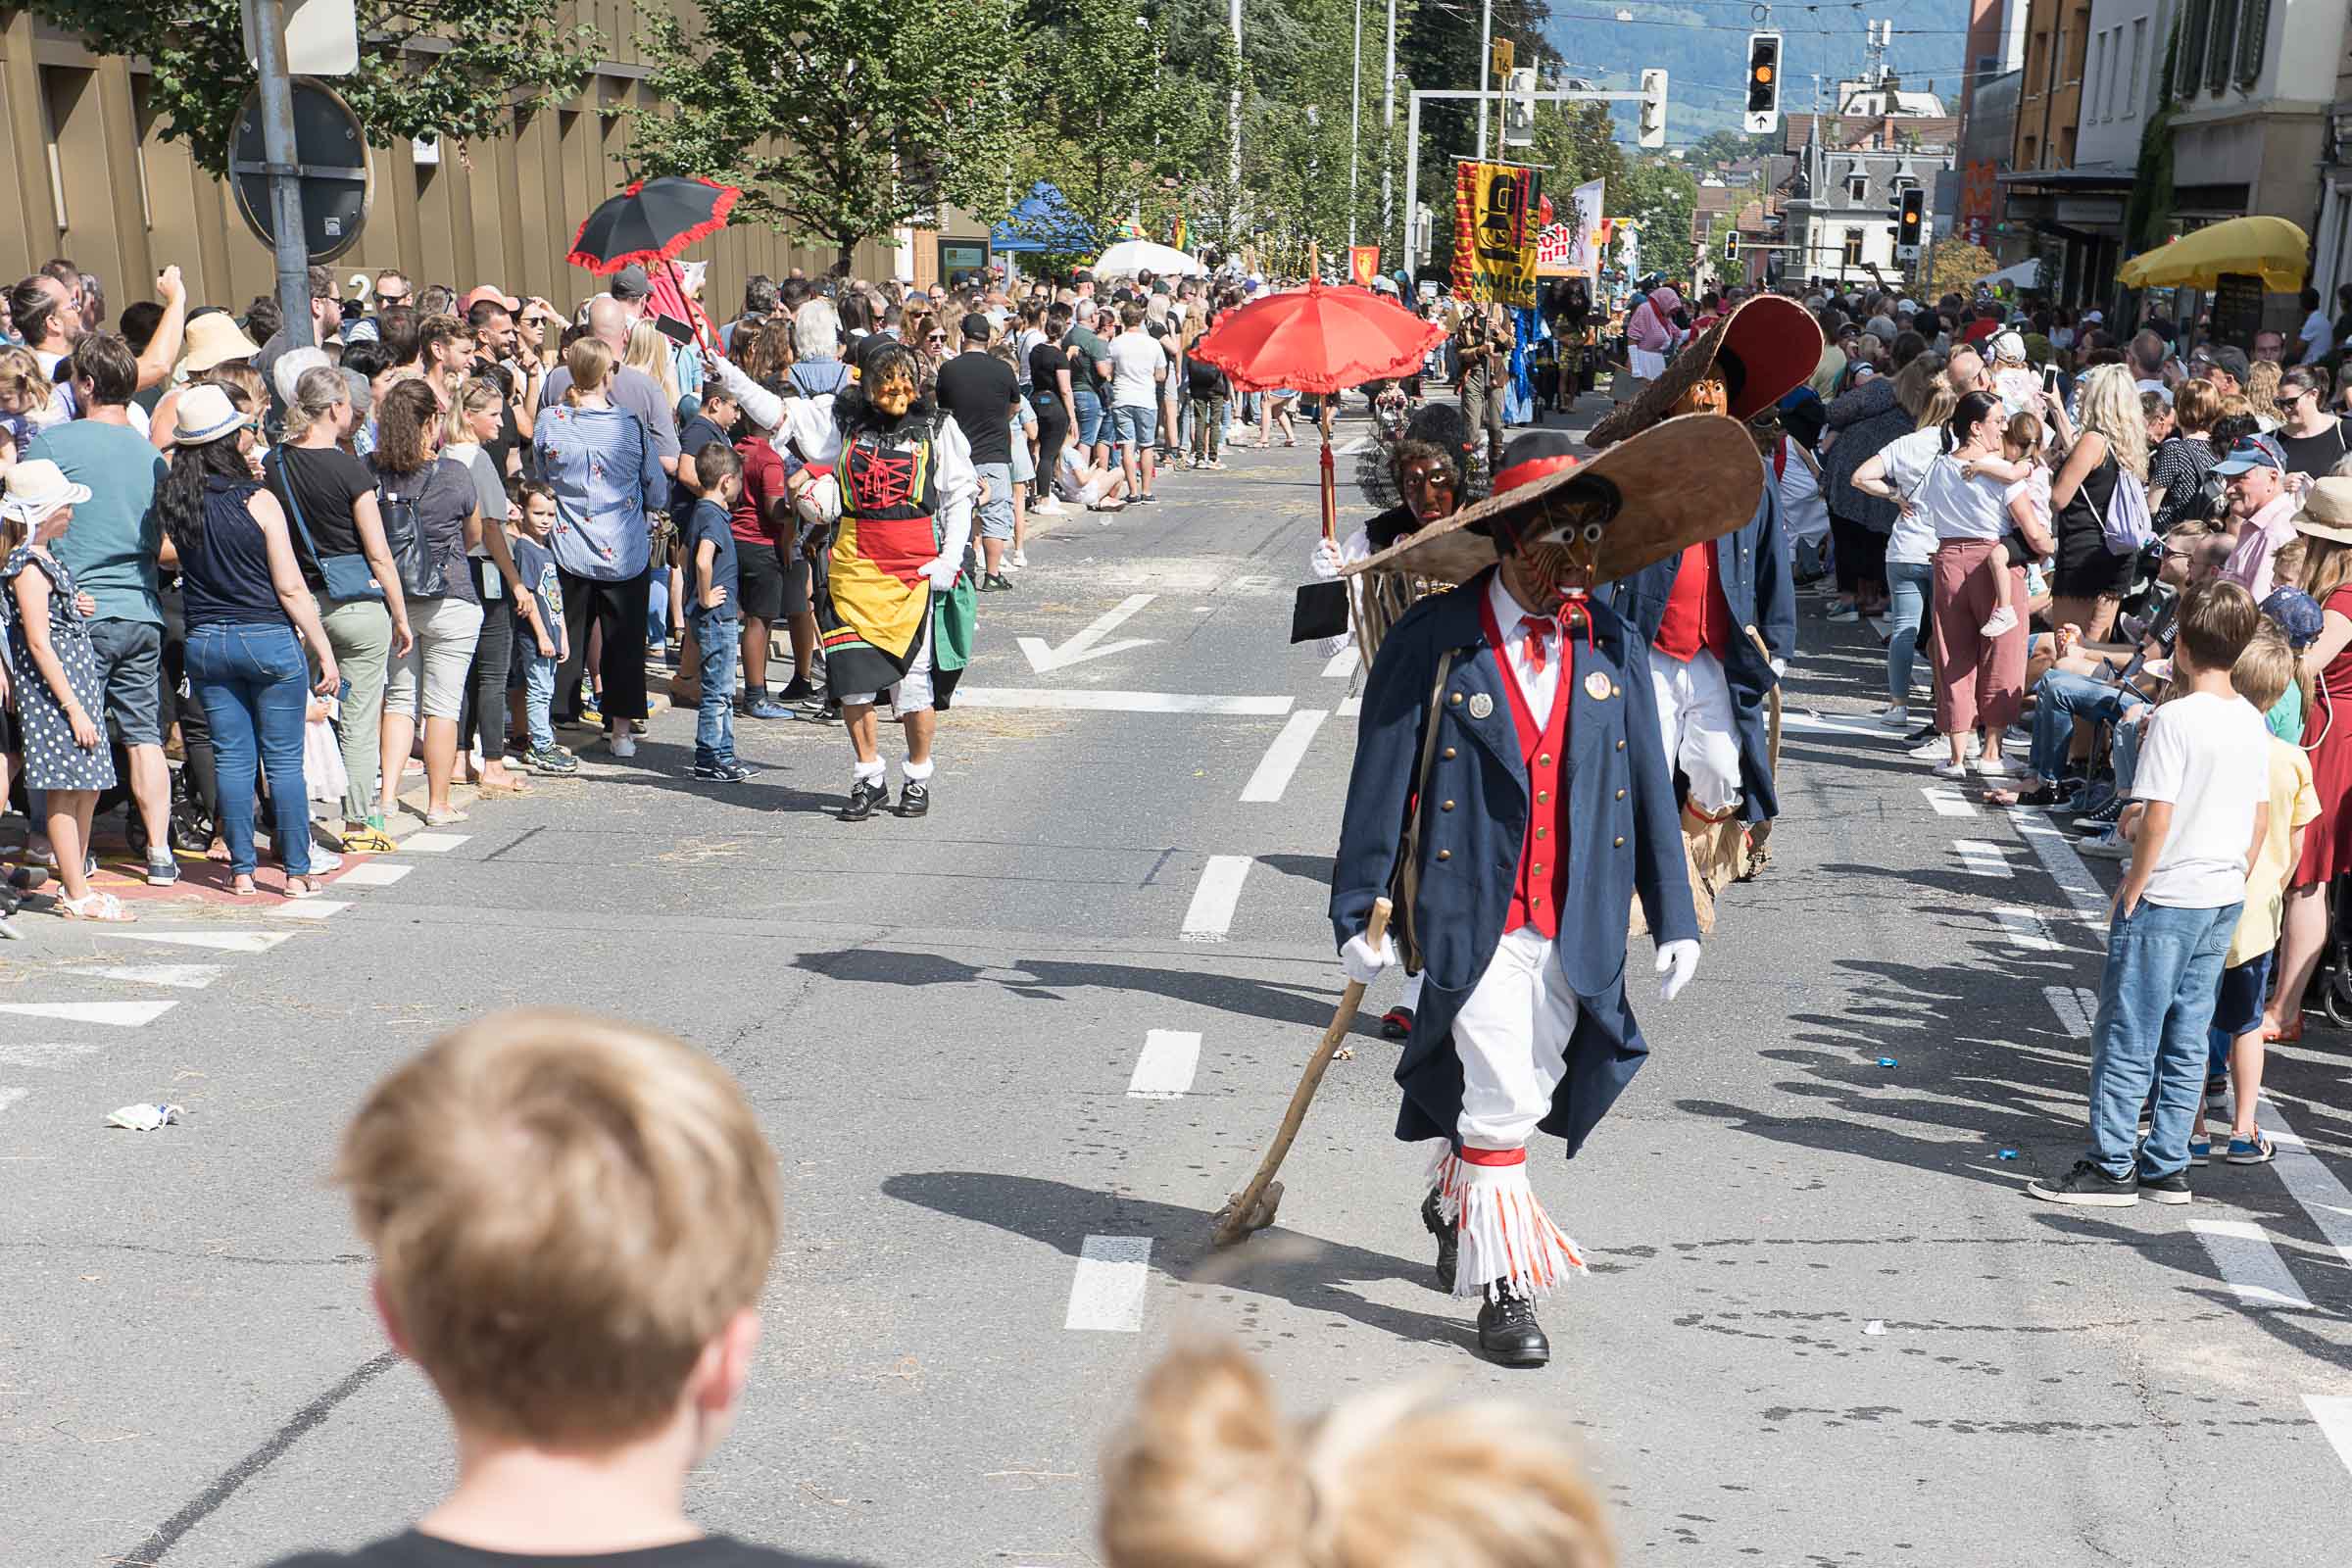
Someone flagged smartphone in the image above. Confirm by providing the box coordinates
[2041,364,2061,391]
[654,314,697,348]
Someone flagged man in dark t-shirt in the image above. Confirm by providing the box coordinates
[934,315,1021,589]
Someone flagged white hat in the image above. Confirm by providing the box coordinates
[1896,298,1920,315]
[2082,309,2105,324]
[172,383,248,447]
[1991,330,2028,363]
[0,458,93,526]
[272,345,332,409]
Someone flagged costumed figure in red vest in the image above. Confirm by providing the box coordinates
[1330,415,1766,1365]
[1588,296,1820,924]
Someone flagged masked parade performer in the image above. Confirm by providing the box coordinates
[784,340,979,821]
[1588,297,1817,921]
[1309,405,1481,1039]
[1330,415,1763,1366]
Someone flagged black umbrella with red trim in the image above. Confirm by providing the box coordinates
[565,176,740,274]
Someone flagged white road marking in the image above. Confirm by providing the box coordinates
[0,1088,24,1114]
[1017,593,1157,673]
[91,928,296,955]
[66,963,223,989]
[1784,710,1891,738]
[2043,985,2098,1039]
[2009,814,2111,923]
[958,688,1294,716]
[1338,693,1363,718]
[1240,710,1329,804]
[2187,1218,2314,1309]
[1064,1236,1153,1331]
[1321,645,1360,678]
[1953,839,2011,877]
[1990,906,2060,952]
[2260,1103,2352,1274]
[1920,785,1978,817]
[0,1001,176,1028]
[0,1041,106,1067]
[270,900,353,921]
[1181,856,1253,942]
[2307,1396,2352,1481]
[397,833,471,854]
[1127,1030,1202,1100]
[334,862,413,887]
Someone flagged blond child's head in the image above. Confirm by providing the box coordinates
[335,1010,780,1452]
[2231,622,2297,715]
[1099,1340,1614,1568]
[2002,411,2044,464]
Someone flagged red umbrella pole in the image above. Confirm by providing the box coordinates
[1320,425,1336,543]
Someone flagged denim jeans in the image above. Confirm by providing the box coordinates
[1884,559,1934,707]
[2028,668,2142,783]
[2087,899,2243,1178]
[523,652,559,752]
[1072,386,1105,448]
[2113,707,2145,793]
[185,620,313,878]
[691,610,738,767]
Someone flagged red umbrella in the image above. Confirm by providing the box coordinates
[1192,279,1446,541]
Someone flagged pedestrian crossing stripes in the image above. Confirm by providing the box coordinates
[398,832,472,854]
[2187,1217,2314,1309]
[1181,857,1253,942]
[270,900,353,921]
[1127,1030,1202,1100]
[2261,1105,2352,1274]
[67,964,224,989]
[333,862,412,888]
[2008,814,2111,922]
[1990,907,2059,952]
[91,928,297,954]
[0,1001,178,1028]
[1064,1236,1152,1331]
[2307,1396,2352,1477]
[2042,985,2097,1040]
[1321,645,1359,679]
[1952,840,2010,877]
[1920,785,1978,817]
[1240,710,1328,804]
[0,1041,107,1067]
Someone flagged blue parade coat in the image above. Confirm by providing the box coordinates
[1602,466,1797,824]
[1331,567,1699,1157]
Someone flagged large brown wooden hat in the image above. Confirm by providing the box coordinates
[1586,293,1823,449]
[1340,414,1764,588]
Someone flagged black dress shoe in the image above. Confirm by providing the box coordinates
[1476,1289,1550,1367]
[1420,1189,1457,1291]
[842,778,890,822]
[1380,1005,1416,1040]
[898,780,930,817]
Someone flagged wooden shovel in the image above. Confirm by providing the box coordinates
[1209,897,1394,1246]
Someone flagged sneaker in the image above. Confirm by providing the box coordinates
[776,675,817,703]
[693,760,752,782]
[2076,794,2129,831]
[1902,722,1938,746]
[1131,492,1157,504]
[2137,1169,2193,1205]
[2079,831,2130,860]
[1878,704,1910,730]
[1975,752,2012,778]
[2027,1160,2139,1205]
[306,847,344,875]
[2204,1075,2230,1115]
[980,573,1016,592]
[746,699,793,719]
[1012,548,1029,568]
[2226,1133,2278,1164]
[579,700,604,728]
[1931,760,1972,780]
[1909,734,1964,760]
[1827,605,1861,623]
[609,732,637,759]
[144,851,179,888]
[2187,1139,2212,1168]
[528,745,580,775]
[1981,606,2020,637]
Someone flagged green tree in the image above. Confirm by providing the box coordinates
[634,0,1025,266]
[25,0,597,175]
[1615,155,1696,284]
[1927,238,1999,297]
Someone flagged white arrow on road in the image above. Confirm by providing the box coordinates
[1017,593,1158,674]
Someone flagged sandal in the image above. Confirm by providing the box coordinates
[59,892,134,922]
[473,776,533,798]
[339,825,397,855]
[423,808,470,826]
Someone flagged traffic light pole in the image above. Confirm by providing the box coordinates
[245,0,314,351]
[1401,85,1652,278]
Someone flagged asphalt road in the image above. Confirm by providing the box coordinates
[5,402,2352,1567]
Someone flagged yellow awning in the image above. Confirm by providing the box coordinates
[2117,216,2311,293]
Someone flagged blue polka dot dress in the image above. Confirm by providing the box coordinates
[3,546,115,792]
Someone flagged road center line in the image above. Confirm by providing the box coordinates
[1953,839,2011,877]
[1181,856,1253,942]
[958,688,1294,716]
[1240,710,1329,803]
[1127,1030,1202,1100]
[1064,1235,1153,1331]
[2187,1217,2314,1309]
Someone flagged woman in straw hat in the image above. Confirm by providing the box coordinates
[2263,479,2352,1042]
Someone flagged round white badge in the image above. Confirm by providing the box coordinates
[1468,692,1494,719]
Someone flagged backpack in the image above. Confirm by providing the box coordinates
[2092,458,2154,556]
[373,464,444,599]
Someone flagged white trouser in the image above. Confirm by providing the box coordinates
[1426,925,1587,1298]
[1651,647,1742,815]
[837,614,933,711]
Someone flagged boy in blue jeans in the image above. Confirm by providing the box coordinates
[2032,579,2271,1206]
[683,443,753,783]
[508,479,577,776]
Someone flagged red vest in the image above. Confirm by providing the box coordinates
[1481,596,1575,939]
[1653,539,1732,663]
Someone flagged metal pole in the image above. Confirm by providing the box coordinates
[1404,92,1421,287]
[1382,0,1396,262]
[248,0,313,350]
[1228,0,1243,242]
[1476,0,1492,160]
[1348,0,1362,249]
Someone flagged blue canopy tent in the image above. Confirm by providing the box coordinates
[993,181,1095,255]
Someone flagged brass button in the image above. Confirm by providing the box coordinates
[1609,684,1621,698]
[1441,800,1455,811]
[1537,790,1549,803]
[1436,849,1451,861]
[1443,746,1457,760]
[1615,788,1626,800]
[1536,826,1547,839]
[1615,739,1625,751]
[1613,836,1625,848]
[1449,692,1463,707]
[1532,861,1544,874]
[1539,753,1552,766]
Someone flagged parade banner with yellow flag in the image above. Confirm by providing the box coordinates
[1348,244,1381,286]
[1451,160,1542,307]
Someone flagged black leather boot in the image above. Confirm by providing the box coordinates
[1420,1189,1457,1292]
[1476,1288,1549,1367]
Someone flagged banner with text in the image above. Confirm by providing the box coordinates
[1452,159,1543,307]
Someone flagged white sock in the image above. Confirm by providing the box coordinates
[853,759,886,785]
[901,758,936,784]
[1981,606,2018,637]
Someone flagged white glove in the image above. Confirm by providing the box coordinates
[920,555,960,591]
[1341,930,1397,986]
[1309,537,1344,581]
[1655,939,1700,1002]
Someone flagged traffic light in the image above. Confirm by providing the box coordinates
[1743,31,1782,135]
[1896,186,1926,260]
[1503,66,1538,147]
[1639,69,1667,150]
[1725,229,1740,263]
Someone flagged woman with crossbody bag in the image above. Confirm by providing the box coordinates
[265,366,413,853]
[369,378,483,826]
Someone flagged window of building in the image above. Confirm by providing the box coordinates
[2180,0,2210,91]
[2128,18,2148,119]
[2067,7,2091,83]
[2207,0,2239,93]
[1847,172,1869,201]
[2023,134,2039,169]
[1842,228,1865,268]
[2237,0,2271,86]
[2086,30,2106,121]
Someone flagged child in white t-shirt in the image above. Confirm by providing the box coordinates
[2030,579,2272,1207]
